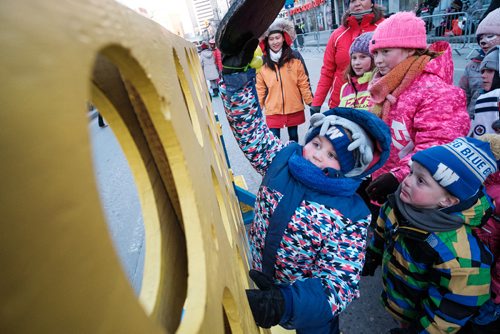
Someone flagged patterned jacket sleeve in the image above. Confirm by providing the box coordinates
[414,234,492,333]
[220,71,284,175]
[280,213,370,328]
[368,204,389,256]
[390,84,470,182]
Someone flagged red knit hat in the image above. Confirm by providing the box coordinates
[369,12,427,54]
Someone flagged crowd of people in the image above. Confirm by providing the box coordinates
[210,0,499,332]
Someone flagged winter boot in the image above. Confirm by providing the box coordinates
[216,0,285,71]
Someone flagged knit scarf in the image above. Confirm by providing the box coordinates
[270,49,282,63]
[288,152,361,196]
[369,55,430,119]
[351,9,372,20]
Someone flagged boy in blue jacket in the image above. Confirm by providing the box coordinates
[216,3,391,332]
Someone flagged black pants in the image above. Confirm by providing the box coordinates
[270,126,298,142]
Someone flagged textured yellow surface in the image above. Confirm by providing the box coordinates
[0,0,261,332]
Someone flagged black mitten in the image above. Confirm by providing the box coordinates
[366,173,399,205]
[222,37,259,74]
[309,106,321,115]
[246,270,285,328]
[361,249,382,276]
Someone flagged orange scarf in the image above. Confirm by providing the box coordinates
[369,55,430,119]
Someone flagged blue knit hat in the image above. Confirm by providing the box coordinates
[412,137,498,202]
[305,124,355,174]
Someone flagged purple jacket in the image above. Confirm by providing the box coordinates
[372,42,470,182]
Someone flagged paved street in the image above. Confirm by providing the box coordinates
[90,42,475,333]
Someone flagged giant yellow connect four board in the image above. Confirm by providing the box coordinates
[0,0,292,333]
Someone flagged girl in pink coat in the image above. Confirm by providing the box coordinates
[364,12,470,209]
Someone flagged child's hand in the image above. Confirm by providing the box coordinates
[366,173,399,205]
[361,250,382,276]
[246,270,285,328]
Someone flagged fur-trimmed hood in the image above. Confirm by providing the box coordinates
[261,18,296,44]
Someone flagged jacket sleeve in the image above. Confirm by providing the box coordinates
[390,85,470,182]
[280,214,370,328]
[368,204,389,256]
[214,49,223,72]
[457,65,471,107]
[220,70,284,175]
[414,235,492,333]
[255,70,267,111]
[312,31,338,107]
[296,60,313,106]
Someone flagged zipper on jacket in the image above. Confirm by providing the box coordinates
[275,64,285,116]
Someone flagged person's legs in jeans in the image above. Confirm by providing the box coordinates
[288,126,298,142]
[269,127,280,139]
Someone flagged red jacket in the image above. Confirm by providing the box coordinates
[312,14,383,108]
[213,48,222,72]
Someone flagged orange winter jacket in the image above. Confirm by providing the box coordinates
[256,55,313,116]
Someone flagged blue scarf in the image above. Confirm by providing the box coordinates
[287,152,361,196]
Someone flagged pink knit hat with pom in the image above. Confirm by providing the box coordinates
[369,12,427,53]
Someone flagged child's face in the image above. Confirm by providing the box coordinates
[351,52,373,76]
[400,162,456,209]
[268,33,284,53]
[303,135,341,170]
[481,68,496,91]
[373,48,414,76]
[478,34,500,54]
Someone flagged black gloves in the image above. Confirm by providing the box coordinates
[361,249,382,276]
[310,106,321,115]
[246,269,285,328]
[222,37,259,74]
[366,173,399,205]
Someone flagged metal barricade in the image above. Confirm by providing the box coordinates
[419,11,473,55]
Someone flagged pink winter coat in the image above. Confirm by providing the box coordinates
[371,42,470,182]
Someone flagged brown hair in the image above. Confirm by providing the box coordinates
[342,5,385,27]
[343,56,375,81]
[414,48,442,59]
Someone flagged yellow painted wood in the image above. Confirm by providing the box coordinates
[0,0,258,332]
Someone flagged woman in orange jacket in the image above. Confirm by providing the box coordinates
[256,18,313,143]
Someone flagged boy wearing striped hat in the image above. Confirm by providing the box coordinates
[362,136,499,333]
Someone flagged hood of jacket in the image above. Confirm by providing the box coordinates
[200,49,214,60]
[320,107,392,179]
[425,41,455,85]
